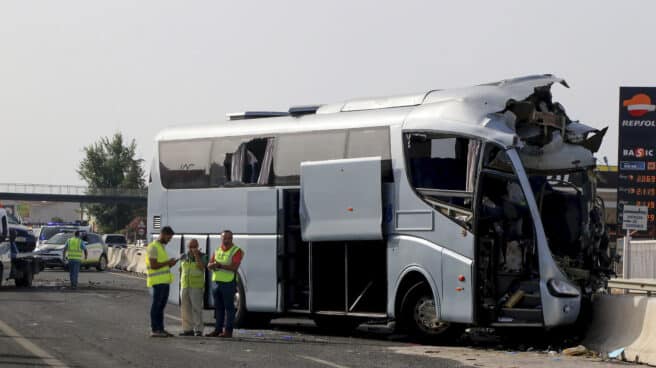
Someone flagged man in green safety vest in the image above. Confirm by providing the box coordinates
[178,238,208,337]
[64,231,87,289]
[206,230,244,338]
[146,226,178,338]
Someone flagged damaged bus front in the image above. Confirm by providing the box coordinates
[404,75,610,329]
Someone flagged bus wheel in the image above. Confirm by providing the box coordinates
[400,282,454,340]
[233,278,271,329]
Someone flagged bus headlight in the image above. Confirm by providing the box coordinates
[547,279,580,298]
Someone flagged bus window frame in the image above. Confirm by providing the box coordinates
[402,132,482,229]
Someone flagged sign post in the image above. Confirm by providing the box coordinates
[617,87,656,238]
[621,205,648,279]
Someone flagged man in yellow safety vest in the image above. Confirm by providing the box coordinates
[64,231,87,289]
[178,239,208,337]
[146,226,178,338]
[206,230,244,338]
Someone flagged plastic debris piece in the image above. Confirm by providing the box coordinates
[563,345,588,356]
[608,348,625,359]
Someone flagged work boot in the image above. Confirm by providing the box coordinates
[150,331,168,338]
[205,330,221,337]
[218,330,233,338]
[162,330,174,337]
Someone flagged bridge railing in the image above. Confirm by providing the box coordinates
[0,183,147,198]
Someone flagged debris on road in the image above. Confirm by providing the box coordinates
[607,347,625,360]
[562,345,589,356]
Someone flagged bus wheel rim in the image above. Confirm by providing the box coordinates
[413,295,449,334]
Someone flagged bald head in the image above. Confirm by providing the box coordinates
[187,239,199,251]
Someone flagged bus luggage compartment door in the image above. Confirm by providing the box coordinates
[300,157,383,242]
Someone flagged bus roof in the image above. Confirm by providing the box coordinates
[155,74,600,157]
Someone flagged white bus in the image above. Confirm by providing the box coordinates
[148,75,611,337]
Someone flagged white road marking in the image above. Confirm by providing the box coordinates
[0,318,70,368]
[165,314,182,321]
[298,355,351,368]
[107,271,144,280]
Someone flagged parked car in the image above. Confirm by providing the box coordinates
[34,231,108,271]
[102,234,128,248]
[35,223,90,249]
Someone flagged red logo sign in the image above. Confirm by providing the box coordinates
[624,93,656,117]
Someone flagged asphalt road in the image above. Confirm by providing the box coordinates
[0,270,625,368]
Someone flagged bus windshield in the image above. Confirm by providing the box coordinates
[529,169,610,291]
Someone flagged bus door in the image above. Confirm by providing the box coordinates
[299,157,388,316]
[476,145,581,327]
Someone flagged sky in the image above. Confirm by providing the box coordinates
[1,0,655,185]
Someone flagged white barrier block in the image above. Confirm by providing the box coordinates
[584,294,656,365]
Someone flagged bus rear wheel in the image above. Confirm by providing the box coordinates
[399,281,457,341]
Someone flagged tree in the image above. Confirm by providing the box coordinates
[78,133,146,233]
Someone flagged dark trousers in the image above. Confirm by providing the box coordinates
[151,284,170,332]
[68,260,81,288]
[212,281,236,332]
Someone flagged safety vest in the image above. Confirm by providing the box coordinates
[211,245,242,283]
[145,240,173,287]
[181,254,206,289]
[67,237,83,261]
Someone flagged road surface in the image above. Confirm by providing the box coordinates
[0,270,625,368]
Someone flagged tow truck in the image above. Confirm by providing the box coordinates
[0,208,43,287]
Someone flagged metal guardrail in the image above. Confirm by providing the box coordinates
[0,183,147,198]
[607,278,656,295]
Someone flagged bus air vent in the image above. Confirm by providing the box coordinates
[227,111,289,120]
[153,216,161,230]
[289,105,321,117]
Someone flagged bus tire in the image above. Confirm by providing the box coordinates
[232,277,271,329]
[398,281,458,341]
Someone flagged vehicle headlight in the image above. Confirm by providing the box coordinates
[547,279,580,297]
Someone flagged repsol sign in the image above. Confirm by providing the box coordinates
[622,120,656,127]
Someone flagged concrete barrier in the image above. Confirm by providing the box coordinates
[108,246,146,275]
[584,294,656,365]
[107,247,120,269]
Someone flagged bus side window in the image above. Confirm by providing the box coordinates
[406,134,480,209]
[273,130,347,185]
[159,140,212,189]
[227,138,273,185]
[346,127,393,182]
